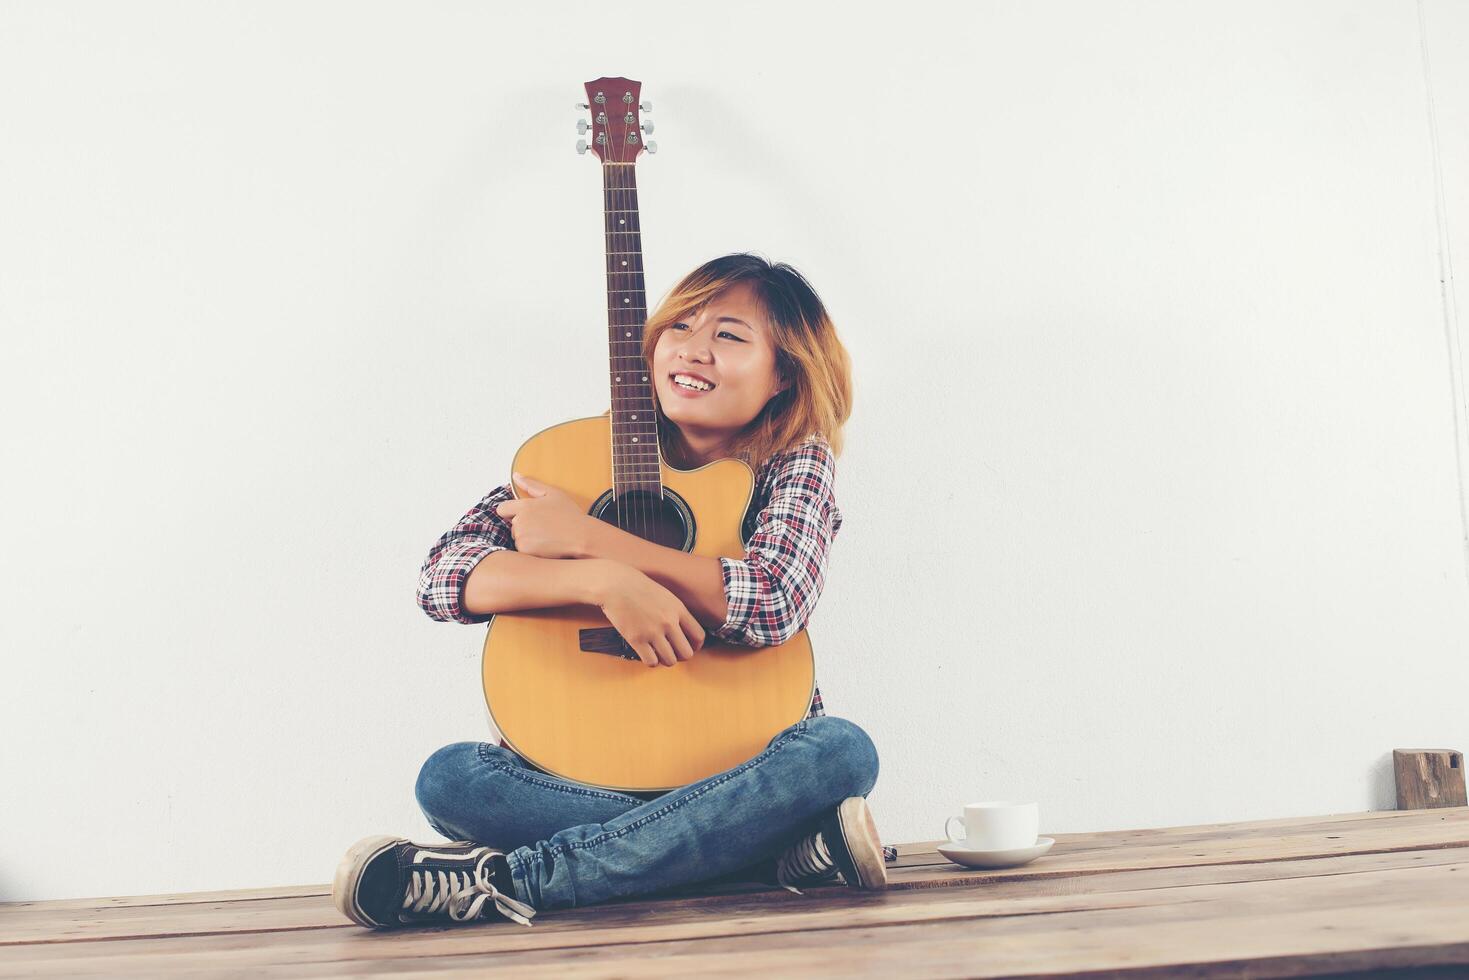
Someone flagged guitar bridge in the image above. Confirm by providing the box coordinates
[579,626,645,661]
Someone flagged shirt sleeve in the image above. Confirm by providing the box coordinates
[416,483,516,624]
[712,437,844,647]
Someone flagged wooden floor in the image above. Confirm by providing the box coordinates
[2,808,1468,978]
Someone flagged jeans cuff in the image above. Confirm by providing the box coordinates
[503,849,535,908]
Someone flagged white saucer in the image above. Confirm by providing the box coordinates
[937,836,1054,869]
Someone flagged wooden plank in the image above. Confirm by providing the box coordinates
[3,850,1466,975]
[3,810,1465,946]
[4,809,1467,979]
[0,811,1433,916]
[897,806,1469,866]
[0,807,1442,915]
[885,809,1469,888]
[0,883,325,913]
[0,846,1452,946]
[303,906,1469,979]
[4,858,1468,977]
[4,807,1459,916]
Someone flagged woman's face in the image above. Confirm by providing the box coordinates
[652,281,787,452]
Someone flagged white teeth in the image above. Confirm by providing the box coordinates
[673,374,713,391]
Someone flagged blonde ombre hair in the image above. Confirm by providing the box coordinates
[631,252,853,473]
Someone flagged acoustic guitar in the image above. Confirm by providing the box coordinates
[480,77,816,792]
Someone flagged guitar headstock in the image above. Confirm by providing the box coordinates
[576,76,656,163]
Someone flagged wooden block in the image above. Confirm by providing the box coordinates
[1392,748,1467,809]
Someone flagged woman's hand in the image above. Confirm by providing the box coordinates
[494,472,598,559]
[595,564,706,668]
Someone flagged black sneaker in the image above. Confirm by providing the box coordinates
[775,796,888,894]
[332,835,537,929]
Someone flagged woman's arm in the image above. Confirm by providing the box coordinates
[417,482,518,623]
[462,551,619,616]
[417,479,696,626]
[580,437,844,647]
[419,482,612,621]
[579,524,729,629]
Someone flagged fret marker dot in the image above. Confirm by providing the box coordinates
[624,297,630,304]
[631,414,637,420]
[641,376,647,381]
[619,218,625,225]
[625,331,631,337]
[632,437,639,442]
[621,260,628,266]
[616,376,621,382]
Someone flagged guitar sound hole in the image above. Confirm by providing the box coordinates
[595,489,690,551]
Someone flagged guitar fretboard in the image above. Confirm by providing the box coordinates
[603,161,661,493]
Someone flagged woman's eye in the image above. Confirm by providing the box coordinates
[670,323,742,341]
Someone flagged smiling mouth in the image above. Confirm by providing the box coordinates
[670,372,716,392]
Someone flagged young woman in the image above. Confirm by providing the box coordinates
[332,253,890,929]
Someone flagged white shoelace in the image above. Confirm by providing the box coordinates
[775,830,841,895]
[402,850,538,927]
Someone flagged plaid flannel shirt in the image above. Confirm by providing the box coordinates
[417,434,897,862]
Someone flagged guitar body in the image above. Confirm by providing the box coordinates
[482,414,817,792]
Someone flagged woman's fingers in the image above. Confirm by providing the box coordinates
[668,627,694,662]
[630,620,703,667]
[681,611,706,653]
[650,634,678,667]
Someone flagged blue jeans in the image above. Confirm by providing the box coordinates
[414,715,879,911]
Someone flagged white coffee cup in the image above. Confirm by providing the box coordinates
[944,800,1039,851]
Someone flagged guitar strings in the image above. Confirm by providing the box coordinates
[619,163,637,543]
[637,154,656,543]
[614,160,637,543]
[620,155,645,541]
[605,124,664,553]
[607,150,649,542]
[625,146,654,543]
[606,159,621,536]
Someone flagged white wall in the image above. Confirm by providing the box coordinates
[2,0,1466,903]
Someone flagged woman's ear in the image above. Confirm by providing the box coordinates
[772,363,791,396]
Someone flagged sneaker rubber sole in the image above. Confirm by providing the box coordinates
[332,834,405,929]
[833,796,888,889]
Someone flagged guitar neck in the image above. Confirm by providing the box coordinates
[602,153,661,493]
[593,82,659,493]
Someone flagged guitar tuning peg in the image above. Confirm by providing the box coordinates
[576,139,588,155]
[645,140,657,154]
[639,100,652,112]
[641,120,654,134]
[577,119,590,134]
[576,102,589,110]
